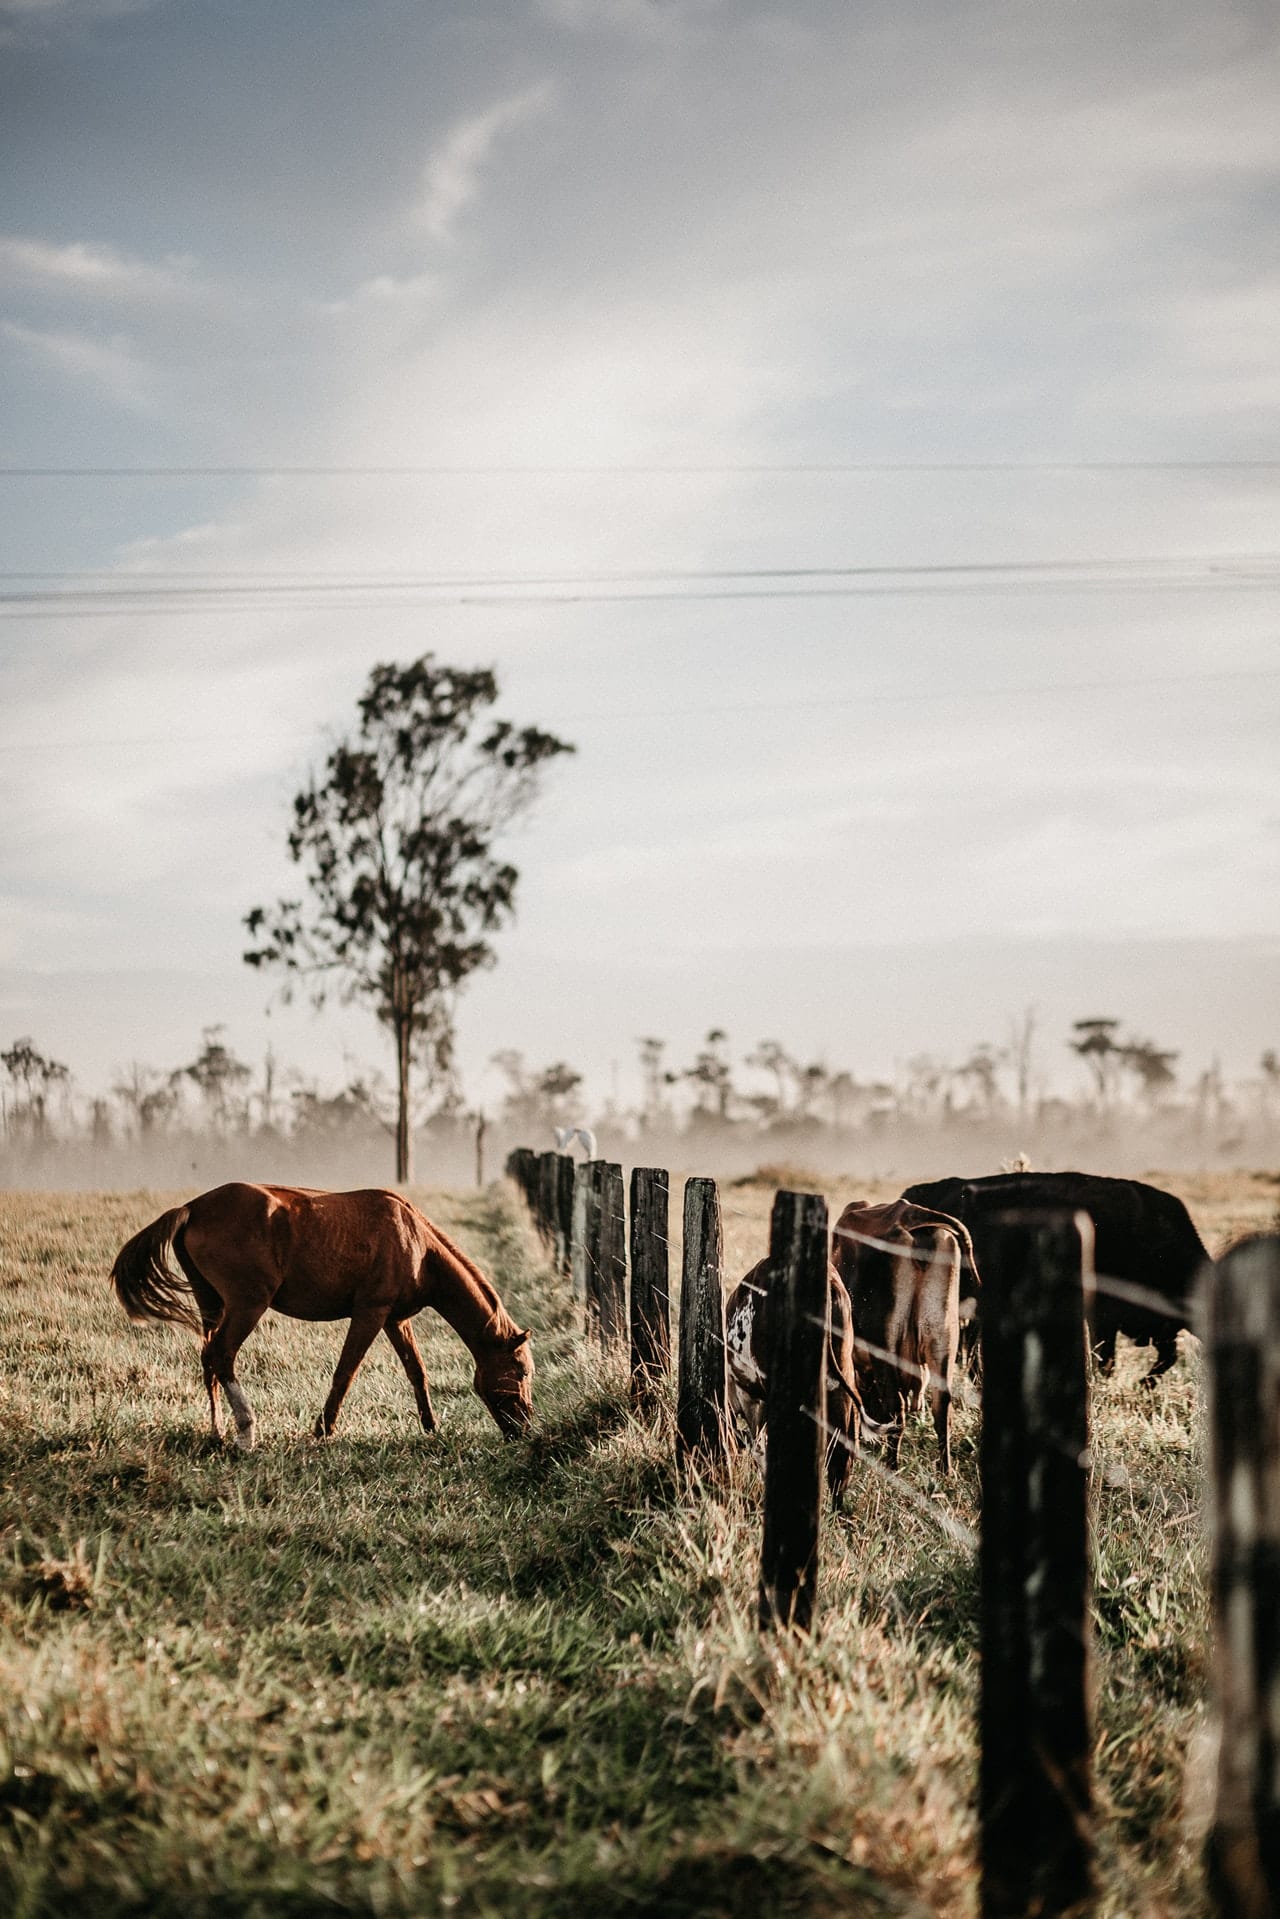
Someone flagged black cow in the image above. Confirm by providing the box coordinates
[901,1171,1210,1380]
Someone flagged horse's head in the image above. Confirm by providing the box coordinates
[474,1327,534,1437]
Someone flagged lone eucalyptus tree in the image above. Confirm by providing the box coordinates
[245,655,573,1182]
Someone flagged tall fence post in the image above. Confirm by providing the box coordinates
[505,1147,534,1208]
[556,1154,576,1282]
[537,1151,560,1258]
[573,1160,604,1338]
[1203,1232,1280,1919]
[597,1161,628,1354]
[630,1167,670,1408]
[758,1189,828,1633]
[676,1177,728,1473]
[980,1209,1096,1919]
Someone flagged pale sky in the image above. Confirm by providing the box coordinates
[2,0,1278,1113]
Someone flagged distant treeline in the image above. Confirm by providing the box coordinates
[2,1016,1278,1188]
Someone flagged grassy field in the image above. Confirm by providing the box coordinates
[1,1170,1276,1917]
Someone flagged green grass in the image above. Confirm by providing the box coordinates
[0,1182,1216,1915]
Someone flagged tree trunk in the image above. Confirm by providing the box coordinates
[395,1017,412,1184]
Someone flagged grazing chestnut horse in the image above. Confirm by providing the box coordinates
[110,1183,534,1449]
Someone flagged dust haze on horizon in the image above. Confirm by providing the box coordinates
[2,0,1278,1130]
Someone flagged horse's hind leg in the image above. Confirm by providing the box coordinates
[204,1299,268,1451]
[316,1308,388,1438]
[384,1318,437,1433]
[176,1234,227,1441]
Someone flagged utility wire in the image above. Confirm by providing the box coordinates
[4,572,1279,618]
[2,550,1277,596]
[2,459,1280,478]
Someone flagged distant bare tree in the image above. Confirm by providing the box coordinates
[180,1026,252,1132]
[746,1039,796,1122]
[1118,1036,1179,1107]
[1008,1004,1038,1120]
[1,1038,71,1141]
[492,1050,584,1134]
[957,1042,1003,1117]
[684,1028,734,1123]
[901,1053,951,1122]
[1069,1017,1124,1113]
[635,1036,668,1130]
[111,1062,181,1139]
[1261,1049,1280,1126]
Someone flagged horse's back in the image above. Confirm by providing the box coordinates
[181,1184,430,1319]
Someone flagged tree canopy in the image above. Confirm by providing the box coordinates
[244,655,574,1179]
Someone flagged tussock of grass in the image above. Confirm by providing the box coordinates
[0,1180,1225,1914]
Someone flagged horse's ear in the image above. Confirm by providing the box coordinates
[509,1328,531,1351]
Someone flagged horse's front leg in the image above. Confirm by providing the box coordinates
[315,1308,388,1438]
[384,1318,437,1433]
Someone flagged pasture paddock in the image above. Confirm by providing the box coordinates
[0,1172,1274,1915]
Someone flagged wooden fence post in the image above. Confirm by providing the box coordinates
[556,1154,576,1281]
[758,1189,828,1633]
[980,1209,1096,1919]
[537,1151,560,1255]
[597,1162,628,1353]
[676,1177,728,1472]
[630,1167,670,1407]
[571,1159,591,1312]
[573,1160,603,1337]
[1203,1232,1280,1919]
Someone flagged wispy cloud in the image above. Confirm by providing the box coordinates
[536,0,722,36]
[415,84,553,243]
[0,234,201,303]
[2,317,154,410]
[0,0,159,19]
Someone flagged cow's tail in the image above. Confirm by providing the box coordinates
[908,1206,980,1286]
[111,1204,202,1332]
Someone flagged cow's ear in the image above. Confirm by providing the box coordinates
[509,1328,531,1351]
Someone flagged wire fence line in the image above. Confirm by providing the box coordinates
[507,1147,1279,1918]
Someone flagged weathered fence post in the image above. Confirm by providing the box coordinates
[571,1159,591,1312]
[758,1189,829,1633]
[630,1167,670,1407]
[676,1177,728,1472]
[537,1151,560,1255]
[573,1160,603,1336]
[1203,1232,1280,1919]
[980,1209,1096,1919]
[505,1148,536,1218]
[597,1161,628,1354]
[556,1153,576,1281]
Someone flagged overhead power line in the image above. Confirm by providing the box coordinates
[1,458,1280,479]
[1,550,1277,591]
[1,552,1278,618]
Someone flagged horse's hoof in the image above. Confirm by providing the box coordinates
[313,1415,331,1440]
[233,1425,257,1453]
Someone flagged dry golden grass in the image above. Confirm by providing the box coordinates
[0,1170,1266,1915]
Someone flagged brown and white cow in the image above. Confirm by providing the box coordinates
[831,1198,977,1475]
[725,1256,861,1506]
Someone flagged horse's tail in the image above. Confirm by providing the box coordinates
[110,1204,202,1332]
